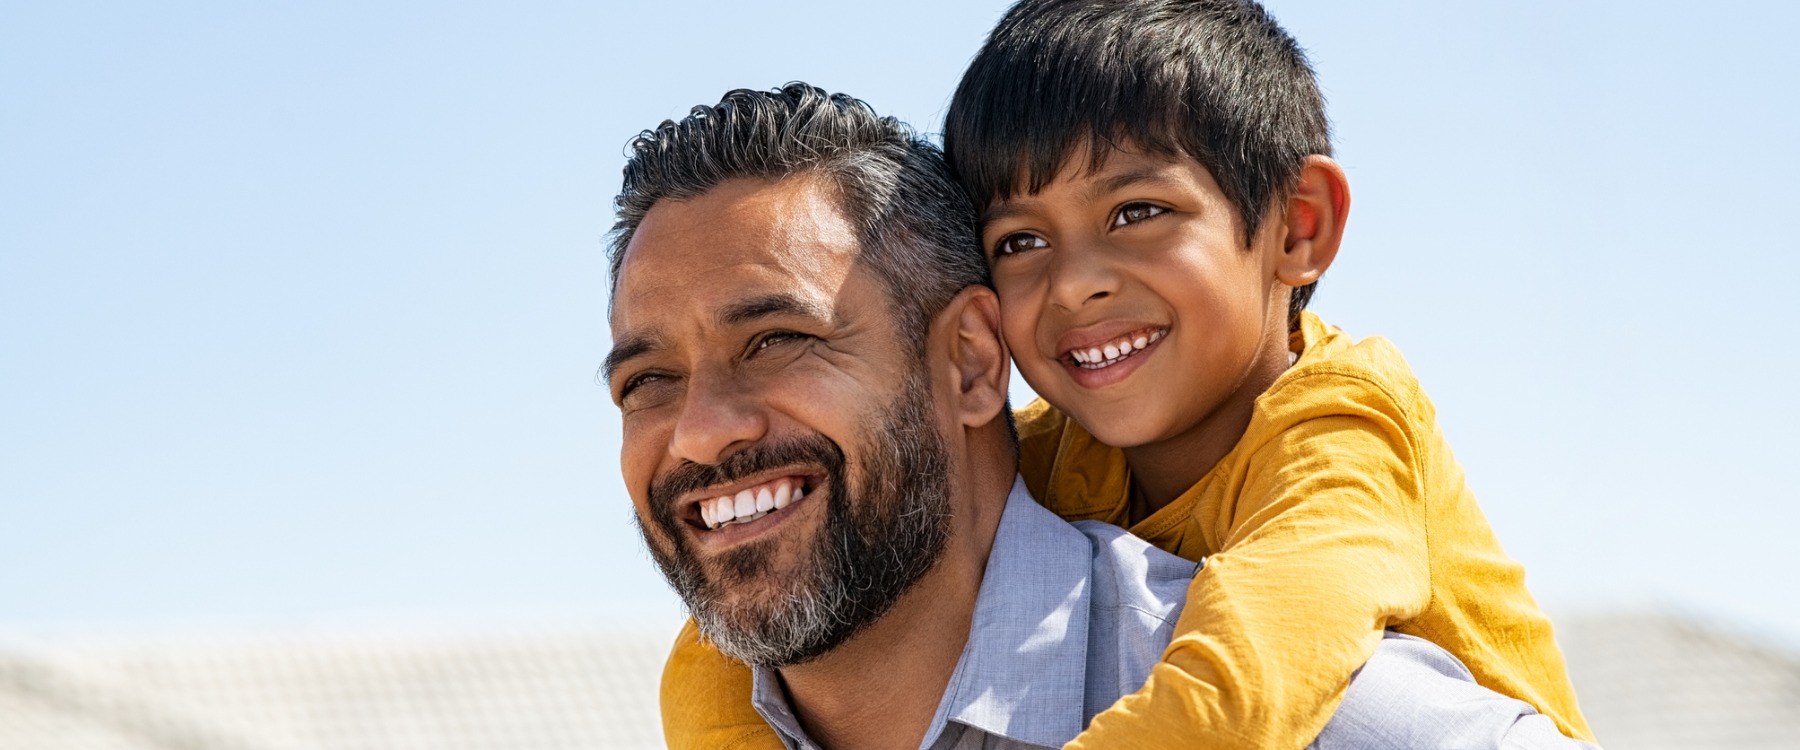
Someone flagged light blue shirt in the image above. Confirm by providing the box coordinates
[752,478,1598,750]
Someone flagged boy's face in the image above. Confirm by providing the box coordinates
[981,145,1297,452]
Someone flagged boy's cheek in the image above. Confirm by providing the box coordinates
[990,277,1043,332]
[996,306,1044,363]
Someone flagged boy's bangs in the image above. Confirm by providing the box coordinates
[945,0,1332,246]
[948,40,1204,218]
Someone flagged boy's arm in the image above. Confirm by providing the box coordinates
[660,618,786,750]
[1068,409,1432,750]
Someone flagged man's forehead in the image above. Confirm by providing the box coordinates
[611,175,862,332]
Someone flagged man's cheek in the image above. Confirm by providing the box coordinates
[619,443,664,516]
[631,494,682,553]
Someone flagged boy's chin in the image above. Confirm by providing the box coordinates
[1053,391,1184,450]
[1079,415,1175,451]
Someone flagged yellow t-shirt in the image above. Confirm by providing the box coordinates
[1030,311,1593,747]
[659,311,1594,748]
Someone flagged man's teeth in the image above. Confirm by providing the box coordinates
[702,480,804,530]
[1070,329,1165,369]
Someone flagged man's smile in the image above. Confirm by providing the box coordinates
[674,470,826,549]
[698,475,807,530]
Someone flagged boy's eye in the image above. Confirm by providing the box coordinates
[993,232,1048,257]
[1113,203,1167,227]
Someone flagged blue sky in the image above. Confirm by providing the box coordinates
[4,0,1798,646]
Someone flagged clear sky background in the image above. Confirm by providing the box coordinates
[4,1,1797,646]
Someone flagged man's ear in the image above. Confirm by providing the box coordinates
[932,285,1010,429]
[1276,155,1351,287]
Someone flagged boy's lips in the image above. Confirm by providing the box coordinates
[1053,323,1169,389]
[1055,322,1167,365]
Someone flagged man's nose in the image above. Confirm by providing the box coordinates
[668,369,768,467]
[1045,240,1120,311]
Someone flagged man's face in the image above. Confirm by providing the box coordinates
[607,175,952,667]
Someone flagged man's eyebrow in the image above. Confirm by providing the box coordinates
[602,333,660,384]
[718,293,830,328]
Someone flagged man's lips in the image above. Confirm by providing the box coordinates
[681,471,819,532]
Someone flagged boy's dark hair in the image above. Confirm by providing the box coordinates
[945,0,1331,324]
[610,83,988,355]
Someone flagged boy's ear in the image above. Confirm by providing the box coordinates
[931,285,1010,429]
[1276,155,1351,287]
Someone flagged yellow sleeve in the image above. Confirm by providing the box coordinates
[1067,410,1433,749]
[660,618,785,750]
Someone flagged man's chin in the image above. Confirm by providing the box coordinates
[690,584,843,668]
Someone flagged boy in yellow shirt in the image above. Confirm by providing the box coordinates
[659,0,1595,747]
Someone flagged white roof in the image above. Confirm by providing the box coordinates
[0,632,666,750]
[3,611,1796,749]
[1559,611,1800,749]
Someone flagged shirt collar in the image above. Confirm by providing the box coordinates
[749,477,1095,749]
[924,476,1094,747]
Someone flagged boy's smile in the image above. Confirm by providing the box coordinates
[982,144,1316,505]
[1056,320,1168,388]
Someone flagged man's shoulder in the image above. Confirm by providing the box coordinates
[1068,519,1191,624]
[1314,633,1599,750]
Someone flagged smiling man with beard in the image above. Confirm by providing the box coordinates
[641,384,951,668]
[604,84,1598,750]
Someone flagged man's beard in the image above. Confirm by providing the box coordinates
[637,372,951,668]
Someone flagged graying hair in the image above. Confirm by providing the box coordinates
[608,82,988,351]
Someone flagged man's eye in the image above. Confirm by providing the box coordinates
[1113,203,1167,227]
[617,372,666,402]
[619,370,662,401]
[753,331,810,353]
[993,233,1048,257]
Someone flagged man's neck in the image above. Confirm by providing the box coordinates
[776,452,1012,750]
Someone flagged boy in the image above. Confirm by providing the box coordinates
[661,0,1594,747]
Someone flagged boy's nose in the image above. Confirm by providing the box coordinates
[1045,242,1121,310]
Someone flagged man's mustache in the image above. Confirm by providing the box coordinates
[647,434,845,515]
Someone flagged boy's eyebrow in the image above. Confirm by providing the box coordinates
[981,200,1031,226]
[981,166,1182,225]
[1094,167,1181,198]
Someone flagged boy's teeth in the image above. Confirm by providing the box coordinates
[734,490,755,518]
[756,487,775,513]
[1069,329,1166,370]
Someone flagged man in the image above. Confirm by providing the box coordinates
[604,83,1595,749]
